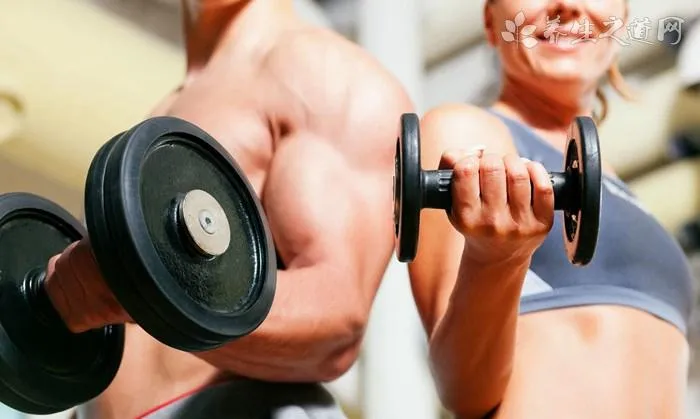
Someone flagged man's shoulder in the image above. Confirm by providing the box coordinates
[268,25,413,112]
[272,24,373,70]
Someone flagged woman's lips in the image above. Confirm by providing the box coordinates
[533,32,594,51]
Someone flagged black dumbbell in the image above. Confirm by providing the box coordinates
[0,116,276,414]
[393,113,602,266]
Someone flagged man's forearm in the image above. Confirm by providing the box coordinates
[429,246,529,418]
[198,262,367,382]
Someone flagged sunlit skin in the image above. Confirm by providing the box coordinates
[409,1,689,418]
[42,1,413,417]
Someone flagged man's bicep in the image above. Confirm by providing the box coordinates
[262,134,394,279]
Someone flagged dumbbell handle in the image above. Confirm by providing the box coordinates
[20,240,127,334]
[22,269,65,330]
[422,170,575,211]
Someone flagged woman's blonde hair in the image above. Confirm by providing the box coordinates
[594,61,635,125]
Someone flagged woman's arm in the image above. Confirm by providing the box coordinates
[410,105,691,419]
[408,104,554,418]
[428,254,529,418]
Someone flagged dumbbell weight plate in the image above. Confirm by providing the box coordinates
[563,117,601,265]
[393,113,422,263]
[0,193,124,414]
[85,116,276,352]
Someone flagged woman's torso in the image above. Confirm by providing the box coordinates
[487,109,693,419]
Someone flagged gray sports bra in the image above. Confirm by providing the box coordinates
[489,110,694,334]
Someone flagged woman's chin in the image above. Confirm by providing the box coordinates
[528,61,594,85]
[523,47,609,86]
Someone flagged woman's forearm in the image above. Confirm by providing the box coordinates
[429,246,530,419]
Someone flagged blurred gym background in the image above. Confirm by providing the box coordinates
[2,0,700,418]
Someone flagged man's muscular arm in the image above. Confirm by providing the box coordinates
[198,76,413,383]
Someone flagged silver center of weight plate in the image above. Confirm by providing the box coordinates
[179,189,231,257]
